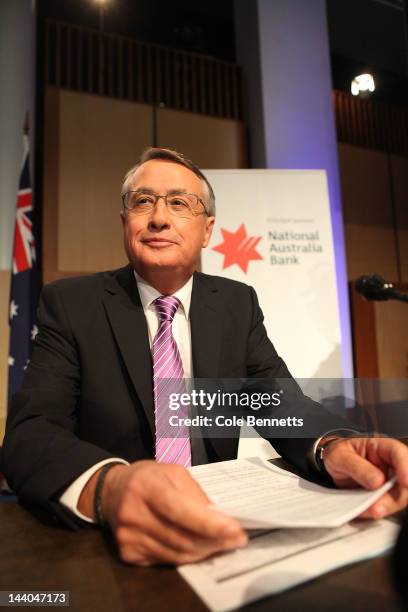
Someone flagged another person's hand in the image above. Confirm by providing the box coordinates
[99,461,247,566]
[323,437,408,519]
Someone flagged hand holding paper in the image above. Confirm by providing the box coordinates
[182,457,401,611]
[99,461,247,566]
[323,437,408,519]
[190,457,396,529]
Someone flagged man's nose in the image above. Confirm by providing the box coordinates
[148,197,171,230]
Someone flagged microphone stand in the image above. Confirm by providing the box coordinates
[389,289,408,303]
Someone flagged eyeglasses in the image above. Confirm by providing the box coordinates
[122,191,208,218]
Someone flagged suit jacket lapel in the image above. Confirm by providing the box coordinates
[101,267,235,461]
[102,265,155,436]
[190,272,223,378]
[190,272,240,462]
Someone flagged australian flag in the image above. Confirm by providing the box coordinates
[7,136,41,410]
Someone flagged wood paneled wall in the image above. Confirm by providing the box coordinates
[44,88,152,281]
[390,154,408,283]
[44,20,242,121]
[341,143,408,382]
[157,108,247,169]
[350,283,408,383]
[376,297,408,381]
[339,143,408,283]
[43,88,247,283]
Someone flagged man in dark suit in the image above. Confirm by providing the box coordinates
[2,148,408,566]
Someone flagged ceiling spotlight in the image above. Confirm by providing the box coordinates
[92,0,110,32]
[351,74,375,96]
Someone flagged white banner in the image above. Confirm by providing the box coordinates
[202,170,344,459]
[202,169,343,379]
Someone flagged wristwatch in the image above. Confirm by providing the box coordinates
[315,435,340,474]
[311,428,362,476]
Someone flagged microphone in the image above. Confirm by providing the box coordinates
[355,275,408,303]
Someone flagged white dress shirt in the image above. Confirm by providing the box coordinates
[60,272,194,523]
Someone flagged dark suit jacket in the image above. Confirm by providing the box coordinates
[1,265,332,528]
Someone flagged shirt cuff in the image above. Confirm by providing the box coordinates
[59,458,129,523]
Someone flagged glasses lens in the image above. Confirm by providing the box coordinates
[167,194,205,217]
[166,194,194,216]
[125,192,155,213]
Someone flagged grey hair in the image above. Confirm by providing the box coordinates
[121,147,216,216]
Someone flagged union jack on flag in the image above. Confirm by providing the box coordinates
[12,187,36,274]
[8,135,41,411]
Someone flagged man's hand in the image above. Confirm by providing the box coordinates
[323,437,408,519]
[88,461,247,566]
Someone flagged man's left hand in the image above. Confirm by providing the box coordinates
[323,437,408,519]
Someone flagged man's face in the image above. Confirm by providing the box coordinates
[121,159,215,279]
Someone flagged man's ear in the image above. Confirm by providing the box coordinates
[202,216,215,248]
[120,210,126,228]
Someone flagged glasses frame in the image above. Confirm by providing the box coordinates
[121,191,209,217]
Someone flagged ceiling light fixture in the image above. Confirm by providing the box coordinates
[351,73,375,96]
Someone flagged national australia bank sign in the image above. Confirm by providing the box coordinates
[268,230,323,266]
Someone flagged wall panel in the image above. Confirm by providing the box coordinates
[157,108,247,169]
[344,225,400,282]
[338,143,398,281]
[375,299,408,381]
[351,279,408,385]
[43,88,60,284]
[57,90,152,275]
[390,154,408,283]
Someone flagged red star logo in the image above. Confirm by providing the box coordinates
[212,224,263,273]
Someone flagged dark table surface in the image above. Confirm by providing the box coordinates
[0,502,404,612]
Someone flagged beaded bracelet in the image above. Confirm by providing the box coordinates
[93,463,122,526]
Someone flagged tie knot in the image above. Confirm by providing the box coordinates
[154,295,180,322]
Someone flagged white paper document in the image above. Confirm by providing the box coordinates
[178,520,399,612]
[189,457,396,529]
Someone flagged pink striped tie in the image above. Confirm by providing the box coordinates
[152,295,192,467]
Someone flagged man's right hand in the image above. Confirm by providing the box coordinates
[79,461,248,566]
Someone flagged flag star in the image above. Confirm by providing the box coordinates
[31,324,39,341]
[8,356,15,367]
[24,359,30,371]
[10,300,19,320]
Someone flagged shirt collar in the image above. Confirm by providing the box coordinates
[134,270,193,320]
